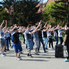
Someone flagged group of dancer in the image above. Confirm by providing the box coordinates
[0,20,69,62]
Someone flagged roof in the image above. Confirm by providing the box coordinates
[37,3,47,13]
[47,0,54,4]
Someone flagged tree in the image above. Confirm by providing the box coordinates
[1,0,41,26]
[2,0,15,10]
[12,0,41,26]
[43,1,69,26]
[43,2,56,25]
[0,6,10,25]
[50,0,69,26]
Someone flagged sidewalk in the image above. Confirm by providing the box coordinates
[0,42,69,69]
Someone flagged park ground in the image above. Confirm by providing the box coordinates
[0,41,69,69]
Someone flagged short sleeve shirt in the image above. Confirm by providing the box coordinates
[58,29,62,37]
[13,32,20,44]
[24,30,32,41]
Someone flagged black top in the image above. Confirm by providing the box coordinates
[38,30,42,38]
[43,31,47,37]
[13,32,21,44]
[65,29,69,45]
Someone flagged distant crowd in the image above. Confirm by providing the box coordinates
[0,20,69,62]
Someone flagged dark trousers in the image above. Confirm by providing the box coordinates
[23,34,25,43]
[67,45,69,59]
[38,38,46,51]
[49,38,53,48]
[5,37,9,49]
[59,37,63,45]
[8,37,11,46]
[54,37,58,45]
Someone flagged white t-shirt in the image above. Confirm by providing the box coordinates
[58,30,62,37]
[47,32,52,37]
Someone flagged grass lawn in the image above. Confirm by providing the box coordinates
[21,35,24,40]
[21,34,65,41]
[62,34,65,41]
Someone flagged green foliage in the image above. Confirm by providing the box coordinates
[43,2,56,25]
[0,6,10,25]
[51,2,67,26]
[1,0,41,26]
[43,1,69,26]
[12,1,41,26]
[2,0,14,9]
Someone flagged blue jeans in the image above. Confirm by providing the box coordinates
[5,38,9,49]
[26,40,33,51]
[38,38,46,51]
[43,38,48,48]
[54,37,58,45]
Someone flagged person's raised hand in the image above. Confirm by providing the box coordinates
[5,20,7,23]
[45,22,47,25]
[3,20,5,23]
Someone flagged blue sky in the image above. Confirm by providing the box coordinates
[0,0,48,3]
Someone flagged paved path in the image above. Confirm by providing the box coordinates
[0,41,69,69]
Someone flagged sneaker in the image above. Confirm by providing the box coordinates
[16,57,20,61]
[7,49,10,51]
[49,48,52,49]
[44,50,48,53]
[52,47,55,49]
[29,54,33,58]
[64,59,69,62]
[3,53,6,56]
[35,53,39,55]
[18,55,22,60]
[37,51,41,53]
[1,54,5,57]
[27,54,33,58]
[21,52,23,54]
[27,53,29,56]
[45,48,48,50]
[4,50,6,52]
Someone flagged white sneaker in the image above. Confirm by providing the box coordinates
[1,54,5,57]
[18,56,22,60]
[49,48,52,49]
[16,57,20,61]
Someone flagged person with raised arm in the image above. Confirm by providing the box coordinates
[4,27,11,51]
[0,20,7,56]
[53,26,58,45]
[11,27,23,61]
[24,23,40,58]
[42,22,48,50]
[47,25,54,49]
[38,21,47,53]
